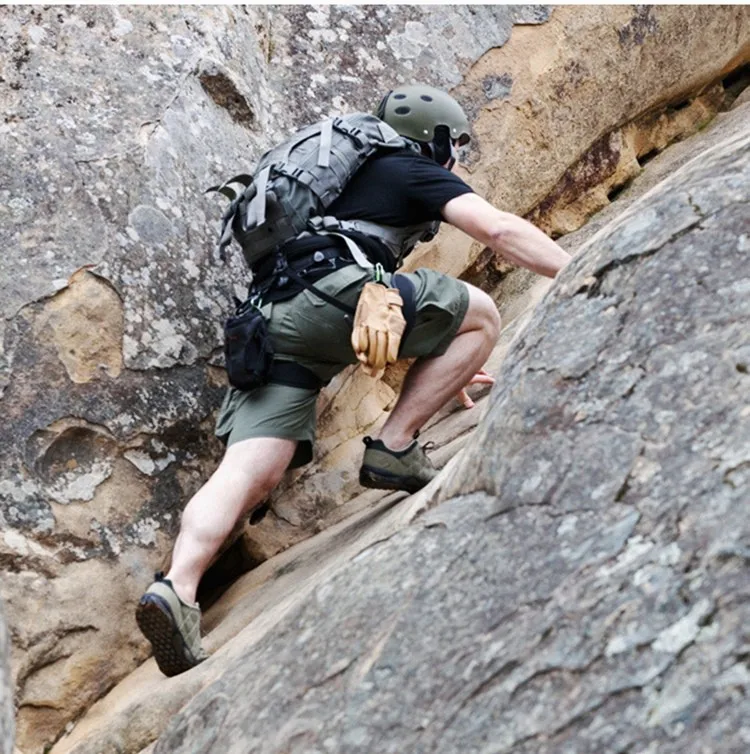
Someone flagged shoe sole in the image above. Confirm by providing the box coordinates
[135,594,201,677]
[359,466,426,494]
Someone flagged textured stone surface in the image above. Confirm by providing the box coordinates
[2,6,749,753]
[0,600,12,754]
[149,129,750,753]
[1,7,265,752]
[556,97,750,272]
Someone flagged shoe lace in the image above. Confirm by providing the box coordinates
[411,428,435,454]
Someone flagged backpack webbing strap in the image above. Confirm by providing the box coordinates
[283,265,356,316]
[205,173,254,202]
[207,175,255,260]
[269,360,323,390]
[246,166,271,227]
[318,119,333,168]
[217,214,236,260]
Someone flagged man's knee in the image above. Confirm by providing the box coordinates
[221,437,295,498]
[462,284,501,341]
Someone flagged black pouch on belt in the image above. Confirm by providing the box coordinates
[223,301,274,392]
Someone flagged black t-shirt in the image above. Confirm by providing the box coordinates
[282,148,474,271]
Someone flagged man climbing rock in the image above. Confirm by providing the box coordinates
[136,84,572,676]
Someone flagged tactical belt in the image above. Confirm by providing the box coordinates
[269,360,323,390]
[285,266,355,315]
[251,245,357,315]
[282,252,417,333]
[255,247,418,335]
[252,245,343,282]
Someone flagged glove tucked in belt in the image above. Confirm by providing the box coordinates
[351,271,406,379]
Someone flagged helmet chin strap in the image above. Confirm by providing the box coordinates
[421,139,456,170]
[429,125,455,168]
[446,142,458,170]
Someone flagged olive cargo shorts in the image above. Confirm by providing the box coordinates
[215,264,470,468]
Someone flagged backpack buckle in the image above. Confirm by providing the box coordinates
[335,119,364,148]
[348,127,364,148]
[273,252,288,274]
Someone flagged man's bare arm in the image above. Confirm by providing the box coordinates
[442,193,572,278]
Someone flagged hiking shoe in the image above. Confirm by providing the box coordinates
[135,572,208,677]
[359,435,438,494]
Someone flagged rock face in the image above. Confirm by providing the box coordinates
[0,601,13,754]
[1,5,749,754]
[153,129,750,753]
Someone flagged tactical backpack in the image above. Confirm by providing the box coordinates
[208,112,438,270]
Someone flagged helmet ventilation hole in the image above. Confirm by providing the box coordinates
[393,94,407,100]
[394,106,411,115]
[420,95,433,102]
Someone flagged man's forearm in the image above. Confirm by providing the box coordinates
[441,193,572,280]
[489,213,572,279]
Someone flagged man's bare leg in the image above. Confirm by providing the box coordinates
[377,283,501,450]
[165,436,297,605]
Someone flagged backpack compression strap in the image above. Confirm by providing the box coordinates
[318,119,333,167]
[205,173,254,261]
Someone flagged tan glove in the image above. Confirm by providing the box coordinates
[351,282,406,379]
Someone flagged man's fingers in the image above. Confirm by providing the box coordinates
[455,369,495,409]
[467,371,495,386]
[456,388,474,409]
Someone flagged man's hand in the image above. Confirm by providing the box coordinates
[456,369,495,409]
